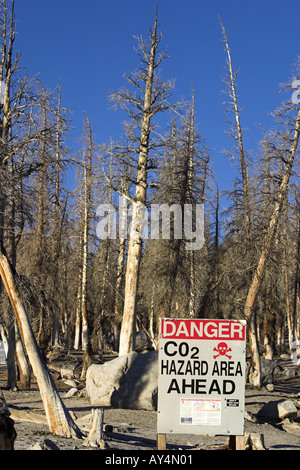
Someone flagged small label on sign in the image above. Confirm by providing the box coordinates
[226,399,239,407]
[180,398,221,426]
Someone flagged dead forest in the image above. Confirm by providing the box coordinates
[0,0,300,437]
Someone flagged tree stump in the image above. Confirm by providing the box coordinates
[245,433,265,450]
[83,408,106,449]
[0,389,17,450]
[229,433,265,450]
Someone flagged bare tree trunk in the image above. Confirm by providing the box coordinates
[99,148,113,320]
[244,106,300,386]
[220,19,251,251]
[119,11,159,356]
[284,242,294,351]
[35,89,47,267]
[80,117,93,378]
[51,82,63,347]
[15,320,31,388]
[149,282,158,348]
[63,311,69,348]
[119,222,142,355]
[188,250,196,317]
[0,0,16,389]
[113,237,125,350]
[6,317,16,390]
[262,283,274,360]
[0,246,84,439]
[0,324,8,357]
[113,153,129,351]
[73,282,81,350]
[115,240,126,314]
[292,199,300,345]
[187,91,196,318]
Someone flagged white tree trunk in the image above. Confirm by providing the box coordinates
[118,13,158,357]
[0,324,8,357]
[15,320,31,387]
[73,283,81,350]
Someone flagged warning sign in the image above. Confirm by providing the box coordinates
[157,318,246,436]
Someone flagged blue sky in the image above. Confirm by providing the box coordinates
[14,0,300,195]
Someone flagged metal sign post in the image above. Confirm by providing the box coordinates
[157,318,246,449]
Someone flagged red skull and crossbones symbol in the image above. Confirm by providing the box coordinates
[213,342,232,359]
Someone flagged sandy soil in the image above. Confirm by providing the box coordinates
[1,356,300,452]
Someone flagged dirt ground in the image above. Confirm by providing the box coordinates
[1,355,300,452]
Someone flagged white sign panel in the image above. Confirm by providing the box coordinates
[157,318,246,436]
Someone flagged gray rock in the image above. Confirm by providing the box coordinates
[284,367,298,377]
[281,419,300,436]
[257,399,298,423]
[248,358,281,385]
[64,379,78,388]
[28,439,60,450]
[86,352,138,406]
[64,387,78,398]
[77,388,88,398]
[135,330,152,352]
[86,350,158,411]
[28,442,44,450]
[245,410,258,423]
[278,400,298,420]
[261,358,277,384]
[60,367,75,380]
[265,383,275,392]
[280,354,291,361]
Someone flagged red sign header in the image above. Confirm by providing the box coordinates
[161,319,246,341]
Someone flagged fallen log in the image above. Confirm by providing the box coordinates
[8,406,47,425]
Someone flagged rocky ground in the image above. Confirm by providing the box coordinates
[1,353,300,453]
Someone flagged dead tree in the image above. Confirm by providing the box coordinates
[0,245,84,439]
[111,8,174,356]
[73,116,94,379]
[220,19,272,386]
[244,101,300,386]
